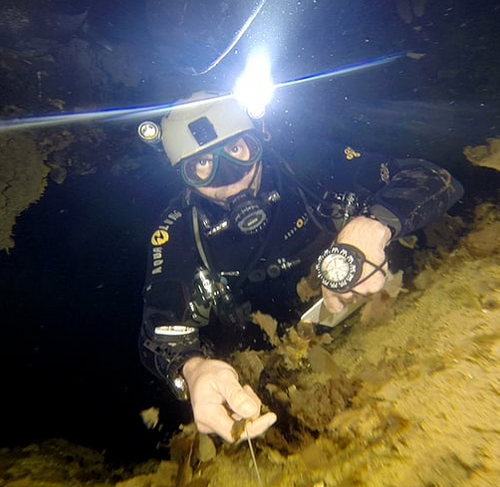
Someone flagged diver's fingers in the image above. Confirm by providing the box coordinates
[322,288,347,313]
[242,385,262,412]
[240,412,277,440]
[232,385,264,421]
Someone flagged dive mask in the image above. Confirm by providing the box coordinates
[180,132,262,188]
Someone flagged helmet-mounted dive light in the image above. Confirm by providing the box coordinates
[138,121,163,150]
[234,49,274,119]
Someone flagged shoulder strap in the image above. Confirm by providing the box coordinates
[191,206,212,272]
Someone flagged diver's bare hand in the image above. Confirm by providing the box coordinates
[182,357,277,443]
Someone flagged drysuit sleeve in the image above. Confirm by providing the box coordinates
[352,157,464,237]
[274,138,463,238]
[139,199,207,400]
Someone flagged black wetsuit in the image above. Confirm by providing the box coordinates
[139,141,463,397]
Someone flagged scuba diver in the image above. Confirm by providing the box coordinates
[139,91,463,443]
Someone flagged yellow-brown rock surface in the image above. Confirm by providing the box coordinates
[464,137,500,173]
[0,132,49,252]
[158,206,500,487]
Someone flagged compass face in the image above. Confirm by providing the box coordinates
[321,253,352,282]
[316,245,363,292]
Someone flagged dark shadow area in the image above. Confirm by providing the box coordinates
[0,160,190,463]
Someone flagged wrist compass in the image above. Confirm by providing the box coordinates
[316,244,365,293]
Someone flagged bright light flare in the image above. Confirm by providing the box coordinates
[0,53,405,133]
[234,50,274,119]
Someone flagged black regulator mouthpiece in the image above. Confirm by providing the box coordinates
[229,190,268,234]
[204,190,280,237]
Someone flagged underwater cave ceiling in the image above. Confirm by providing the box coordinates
[1,0,500,252]
[1,1,500,253]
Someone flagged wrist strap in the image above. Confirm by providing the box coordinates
[166,350,205,401]
[351,256,387,296]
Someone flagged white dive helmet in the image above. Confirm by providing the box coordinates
[160,92,255,167]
